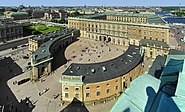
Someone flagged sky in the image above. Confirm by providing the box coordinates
[1,0,185,6]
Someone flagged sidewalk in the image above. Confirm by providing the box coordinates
[0,35,34,46]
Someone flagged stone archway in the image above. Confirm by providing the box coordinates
[103,36,106,41]
[118,39,120,45]
[99,36,102,41]
[107,37,111,42]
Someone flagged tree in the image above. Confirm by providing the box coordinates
[32,30,41,35]
[70,11,80,17]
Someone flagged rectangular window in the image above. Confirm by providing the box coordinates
[97,91,100,96]
[65,93,69,98]
[96,86,100,88]
[116,85,118,90]
[161,32,165,37]
[65,87,68,90]
[107,89,110,94]
[75,93,79,98]
[86,93,90,97]
[144,30,146,36]
[106,83,110,86]
[138,30,141,35]
[115,80,118,83]
[123,82,127,88]
[130,77,132,81]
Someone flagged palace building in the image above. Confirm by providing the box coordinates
[0,19,23,42]
[60,45,144,104]
[68,13,170,58]
[30,28,80,81]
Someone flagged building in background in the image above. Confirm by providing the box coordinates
[7,11,29,20]
[68,12,170,59]
[0,18,23,42]
[31,10,45,19]
[44,10,68,20]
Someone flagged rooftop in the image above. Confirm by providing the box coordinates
[75,12,167,25]
[31,28,78,65]
[0,19,21,28]
[62,45,143,83]
[111,52,185,112]
[9,11,29,16]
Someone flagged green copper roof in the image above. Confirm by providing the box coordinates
[31,28,78,65]
[75,12,167,25]
[140,39,169,48]
[9,11,28,16]
[112,53,185,112]
[69,17,170,29]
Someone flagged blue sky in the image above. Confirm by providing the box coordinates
[1,0,185,6]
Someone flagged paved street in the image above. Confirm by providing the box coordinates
[1,38,124,112]
[0,35,33,52]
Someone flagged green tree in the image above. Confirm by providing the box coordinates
[32,30,41,35]
[70,11,80,17]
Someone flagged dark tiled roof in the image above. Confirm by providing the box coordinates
[62,45,143,83]
[32,28,78,63]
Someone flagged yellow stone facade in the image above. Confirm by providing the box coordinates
[61,62,144,104]
[68,14,170,58]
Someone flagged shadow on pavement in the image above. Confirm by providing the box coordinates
[0,57,35,112]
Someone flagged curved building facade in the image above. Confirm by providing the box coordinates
[30,28,80,81]
[60,45,144,104]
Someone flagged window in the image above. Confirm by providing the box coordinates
[75,93,79,98]
[138,30,141,35]
[115,80,118,83]
[123,82,127,88]
[65,87,68,90]
[115,85,118,90]
[75,87,79,91]
[86,87,90,90]
[130,77,132,81]
[144,30,146,36]
[97,91,100,96]
[65,93,69,98]
[162,39,165,42]
[155,31,158,36]
[107,89,110,94]
[96,86,100,88]
[106,83,110,86]
[161,32,165,37]
[86,93,90,97]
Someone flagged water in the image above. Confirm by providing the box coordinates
[164,17,185,24]
[155,10,185,24]
[155,11,172,16]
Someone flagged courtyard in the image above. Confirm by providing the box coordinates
[0,37,127,112]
